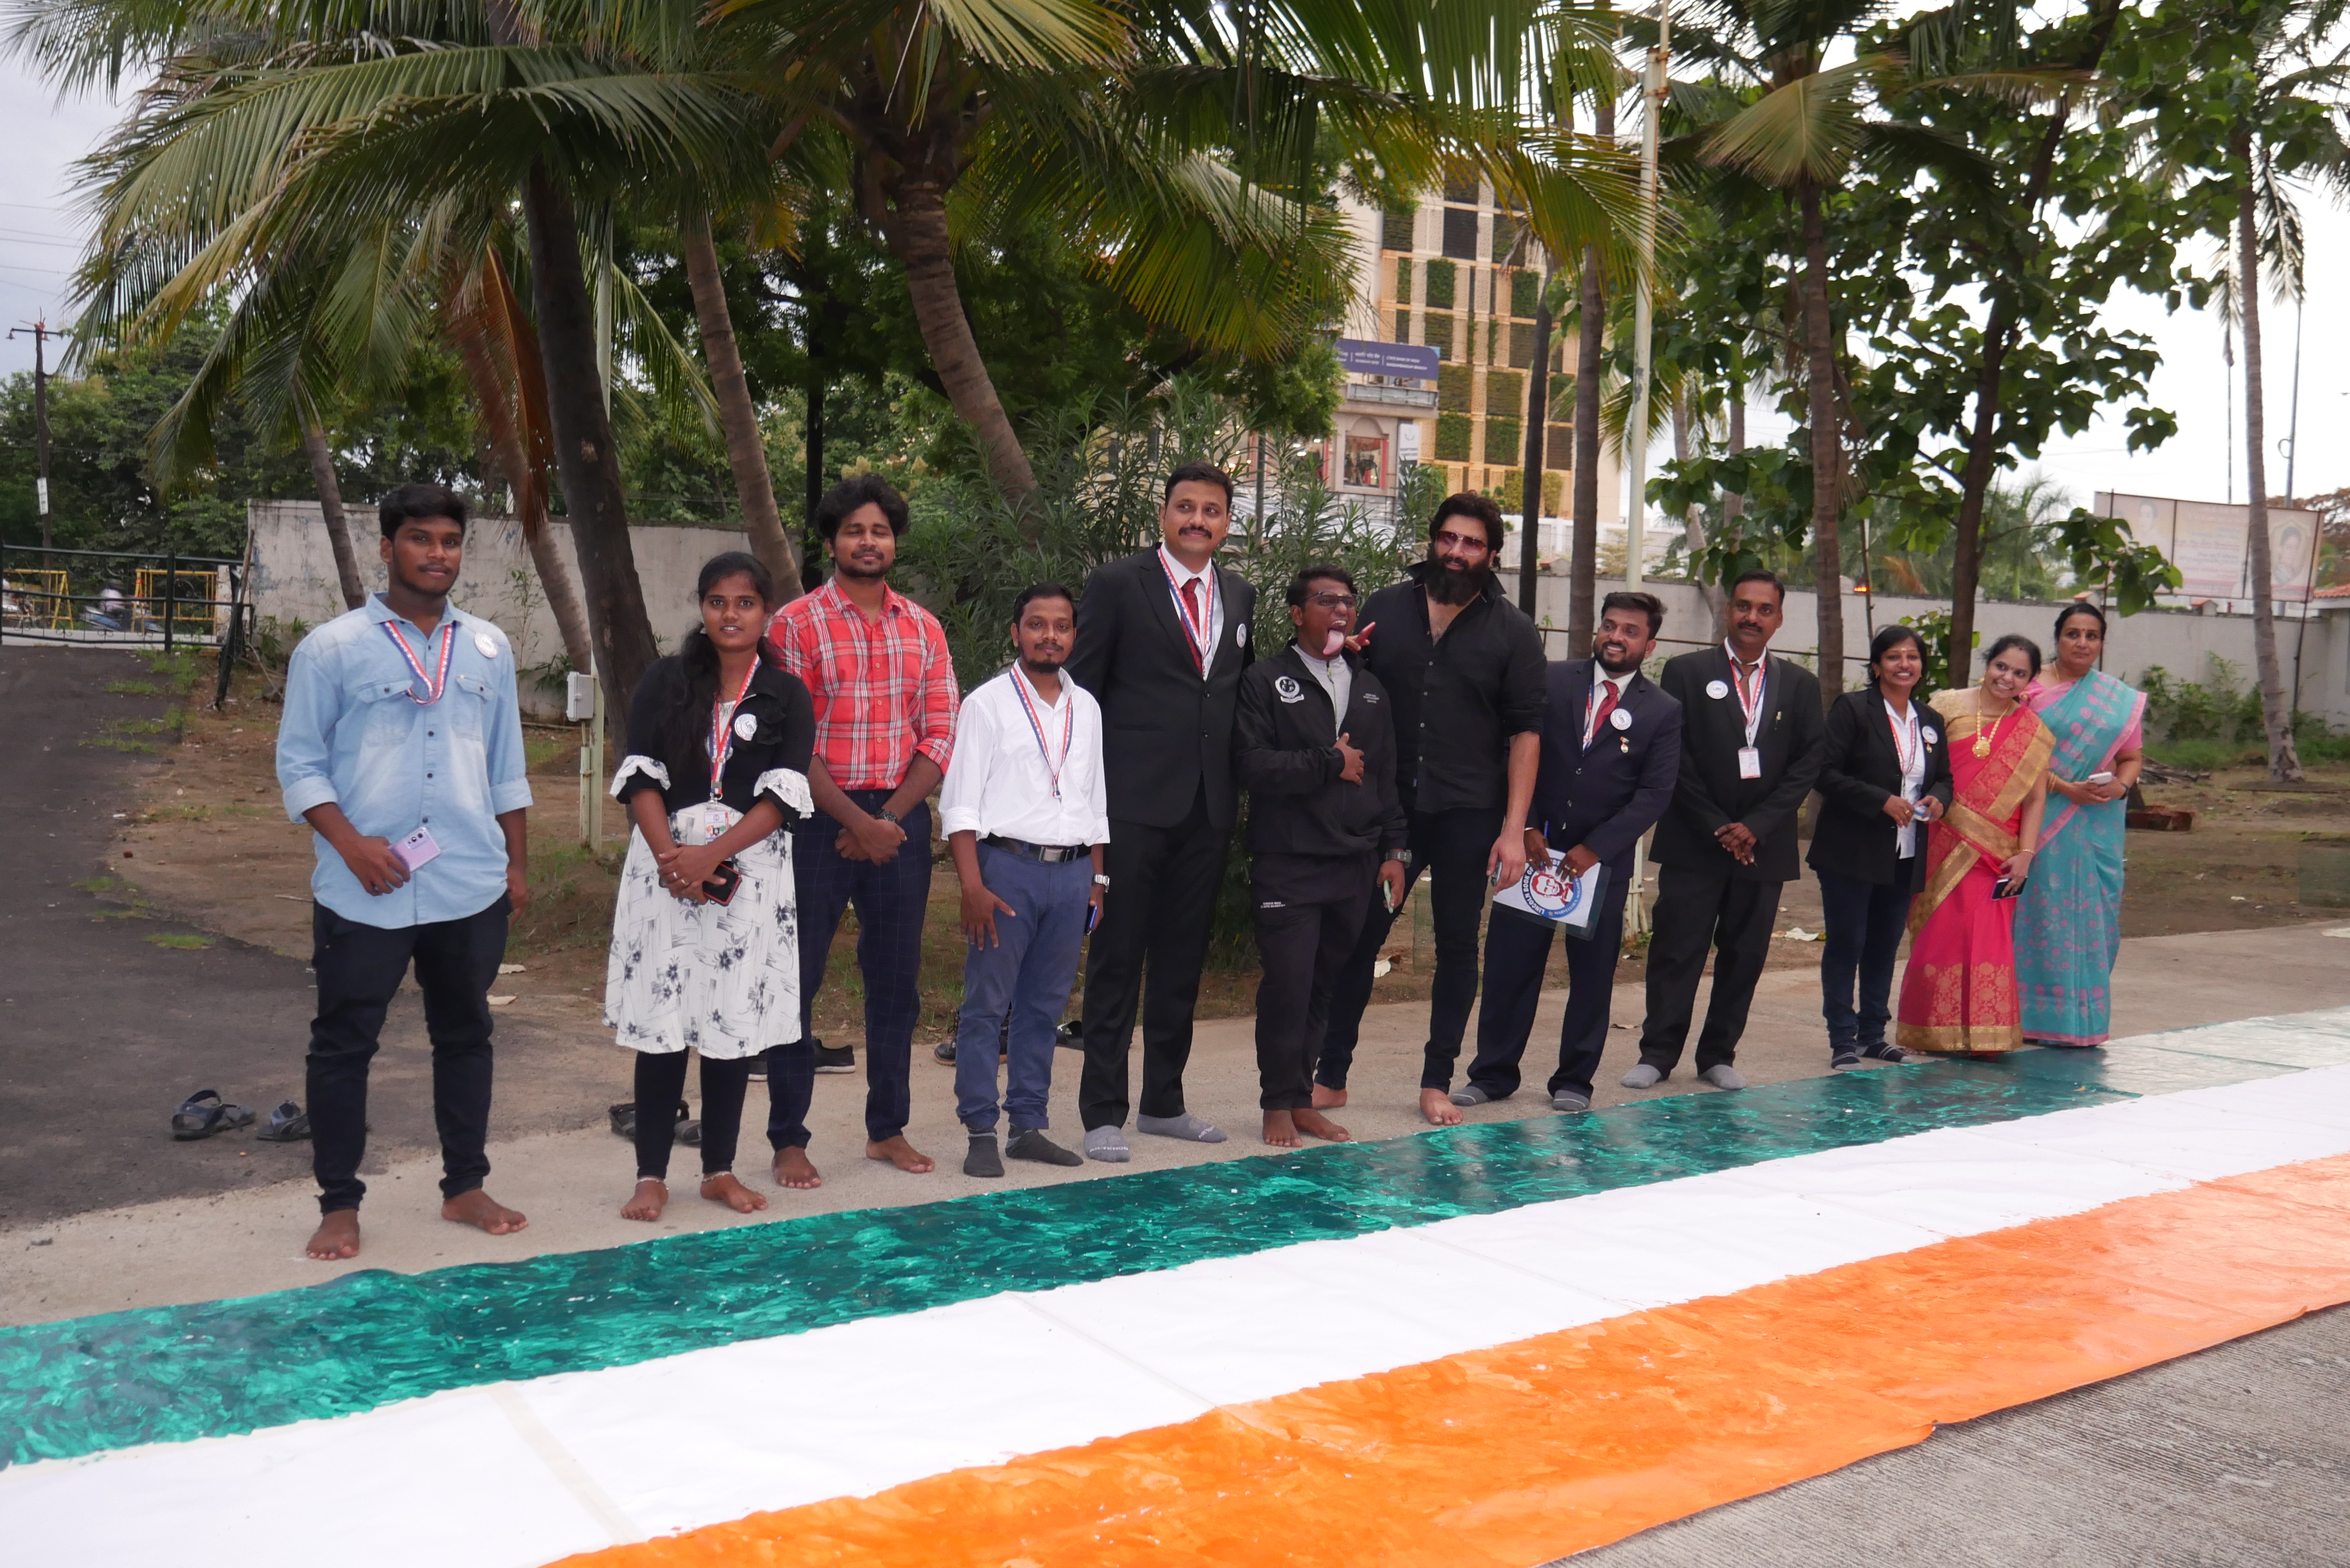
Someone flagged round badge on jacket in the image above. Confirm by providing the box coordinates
[474,632,498,659]
[733,711,758,741]
[1237,623,1249,647]
[1610,707,1633,731]
[1705,679,1730,699]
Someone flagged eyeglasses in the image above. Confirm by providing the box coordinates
[1431,529,1490,554]
[1306,593,1357,609]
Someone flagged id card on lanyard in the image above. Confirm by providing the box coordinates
[1732,657,1766,779]
[676,662,759,845]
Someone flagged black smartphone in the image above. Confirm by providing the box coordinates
[1992,874,2027,901]
[702,858,743,906]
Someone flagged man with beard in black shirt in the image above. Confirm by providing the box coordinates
[1311,494,1548,1127]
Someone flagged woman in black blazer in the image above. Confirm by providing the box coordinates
[1807,624,1954,1070]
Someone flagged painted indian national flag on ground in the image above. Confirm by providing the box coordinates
[7,1012,2350,1566]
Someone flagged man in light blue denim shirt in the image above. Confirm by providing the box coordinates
[276,483,534,1262]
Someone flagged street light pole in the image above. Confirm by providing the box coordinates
[1623,1,1669,595]
[7,320,57,557]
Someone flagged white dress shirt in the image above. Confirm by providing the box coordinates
[938,664,1110,848]
[1297,646,1352,738]
[1886,697,1926,858]
[1724,639,1768,746]
[1158,544,1223,679]
[1583,667,1633,749]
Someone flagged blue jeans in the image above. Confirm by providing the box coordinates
[954,844,1092,1131]
[1816,866,1915,1055]
[765,792,933,1148]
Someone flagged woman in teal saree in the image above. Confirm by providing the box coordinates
[2015,602,2145,1046]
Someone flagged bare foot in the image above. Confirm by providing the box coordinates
[1420,1087,1464,1127]
[865,1136,936,1173]
[442,1188,529,1235]
[1292,1107,1352,1143]
[1312,1084,1348,1110]
[306,1210,361,1261]
[772,1147,823,1190]
[622,1178,667,1222]
[700,1173,769,1213]
[1263,1109,1301,1147]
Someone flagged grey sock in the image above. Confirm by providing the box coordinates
[962,1133,1003,1179]
[1448,1084,1493,1107]
[1699,1064,1749,1090]
[1083,1125,1131,1163]
[1551,1090,1592,1112]
[1136,1111,1227,1143]
[1620,1062,1664,1089]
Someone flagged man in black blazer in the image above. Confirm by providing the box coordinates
[1630,570,1825,1090]
[1065,462,1257,1160]
[1234,565,1409,1146]
[1454,593,1682,1110]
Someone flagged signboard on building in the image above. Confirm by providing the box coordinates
[2096,492,2321,602]
[1398,421,1421,464]
[1335,338,1440,380]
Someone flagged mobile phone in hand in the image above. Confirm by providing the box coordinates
[1992,875,2027,901]
[702,858,743,906]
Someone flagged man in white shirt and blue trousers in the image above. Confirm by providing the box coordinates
[940,583,1109,1177]
[276,483,534,1264]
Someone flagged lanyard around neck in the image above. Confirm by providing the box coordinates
[381,620,453,705]
[1729,651,1766,743]
[1159,551,1213,667]
[708,659,760,800]
[1011,667,1074,799]
[1886,700,1920,777]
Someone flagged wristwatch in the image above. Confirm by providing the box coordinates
[876,808,902,827]
[1093,873,1112,887]
[1384,850,1412,868]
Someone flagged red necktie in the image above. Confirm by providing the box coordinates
[1181,577,1205,672]
[1584,681,1620,750]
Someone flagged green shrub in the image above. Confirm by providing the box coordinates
[1433,412,1473,462]
[1510,270,1540,318]
[1436,364,1473,412]
[1424,258,1456,309]
[1394,256,1412,306]
[1484,417,1522,466]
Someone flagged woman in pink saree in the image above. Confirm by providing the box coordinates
[1895,636,2055,1056]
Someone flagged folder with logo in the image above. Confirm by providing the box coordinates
[1492,848,1609,941]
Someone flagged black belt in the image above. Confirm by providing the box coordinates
[983,835,1087,863]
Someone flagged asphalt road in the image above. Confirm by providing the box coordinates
[1568,1303,2350,1567]
[0,646,583,1227]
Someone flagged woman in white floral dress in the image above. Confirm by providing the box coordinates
[606,552,814,1221]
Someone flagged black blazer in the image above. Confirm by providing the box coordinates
[1648,645,1826,883]
[1234,644,1408,861]
[614,654,815,821]
[1528,659,1683,873]
[1807,688,1955,889]
[1067,548,1257,829]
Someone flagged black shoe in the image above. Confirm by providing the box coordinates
[1006,1126,1084,1167]
[1831,1046,1861,1071]
[963,1133,1004,1178]
[1056,1020,1083,1049]
[813,1039,855,1074]
[934,1041,958,1065]
[1859,1042,1910,1063]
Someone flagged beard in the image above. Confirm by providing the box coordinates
[1020,652,1066,675]
[1423,549,1493,605]
[1595,645,1641,676]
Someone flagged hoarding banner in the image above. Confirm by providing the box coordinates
[1335,338,1440,380]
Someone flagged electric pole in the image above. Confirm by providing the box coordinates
[8,320,59,558]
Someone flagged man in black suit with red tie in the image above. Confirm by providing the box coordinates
[1453,592,1682,1110]
[1065,463,1258,1161]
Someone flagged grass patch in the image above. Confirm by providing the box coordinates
[105,679,165,695]
[143,932,211,950]
[525,732,575,772]
[506,841,625,962]
[74,875,121,895]
[83,737,162,754]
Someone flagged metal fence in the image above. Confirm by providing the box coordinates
[2,542,256,704]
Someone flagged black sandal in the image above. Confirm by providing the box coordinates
[608,1102,694,1141]
[172,1089,256,1141]
[255,1101,311,1142]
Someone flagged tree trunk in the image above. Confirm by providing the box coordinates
[1517,268,1555,618]
[803,368,828,592]
[682,213,799,599]
[521,164,660,720]
[446,309,594,674]
[882,178,1040,515]
[1566,93,1613,657]
[300,412,366,609]
[2235,141,2301,782]
[1674,396,1724,635]
[1798,178,1844,705]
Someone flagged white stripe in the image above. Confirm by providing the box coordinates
[10,1044,2350,1567]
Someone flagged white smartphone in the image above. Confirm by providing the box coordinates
[2087,770,2114,786]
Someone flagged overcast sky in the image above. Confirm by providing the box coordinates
[3,61,2345,512]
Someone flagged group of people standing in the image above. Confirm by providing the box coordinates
[274,469,2145,1260]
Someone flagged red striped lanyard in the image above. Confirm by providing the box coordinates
[1887,700,1920,776]
[381,620,453,705]
[1011,667,1073,798]
[1730,654,1766,743]
[1158,550,1213,669]
[708,660,759,800]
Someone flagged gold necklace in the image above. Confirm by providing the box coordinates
[1973,697,2011,758]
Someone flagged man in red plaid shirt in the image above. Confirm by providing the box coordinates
[763,475,959,1187]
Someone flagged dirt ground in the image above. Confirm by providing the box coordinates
[114,673,2350,1053]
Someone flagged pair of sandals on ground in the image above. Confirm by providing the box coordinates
[170,1089,309,1142]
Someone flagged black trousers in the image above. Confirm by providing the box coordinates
[633,1052,755,1182]
[1318,804,1503,1093]
[1464,872,1631,1100]
[1077,786,1230,1129]
[1251,854,1375,1111]
[1816,866,1914,1055]
[307,895,509,1214]
[1636,863,1783,1074]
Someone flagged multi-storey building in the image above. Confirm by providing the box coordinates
[1316,179,1621,548]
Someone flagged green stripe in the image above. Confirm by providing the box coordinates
[0,1032,2321,1469]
